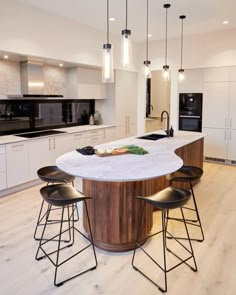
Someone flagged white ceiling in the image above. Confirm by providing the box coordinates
[17,0,236,43]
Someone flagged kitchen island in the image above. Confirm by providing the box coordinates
[56,130,204,252]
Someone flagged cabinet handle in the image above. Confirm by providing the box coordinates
[49,139,51,150]
[230,130,232,140]
[12,144,24,148]
[225,130,227,140]
[53,138,56,149]
[230,118,232,129]
[225,118,227,128]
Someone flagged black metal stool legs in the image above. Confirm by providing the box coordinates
[35,199,97,287]
[132,204,197,293]
[167,180,204,242]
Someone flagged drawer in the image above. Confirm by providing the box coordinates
[0,171,7,190]
[0,154,6,172]
[0,145,6,155]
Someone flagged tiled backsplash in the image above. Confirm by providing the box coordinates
[0,60,21,98]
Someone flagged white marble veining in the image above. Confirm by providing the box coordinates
[56,131,205,182]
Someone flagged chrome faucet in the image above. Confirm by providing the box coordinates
[161,110,170,137]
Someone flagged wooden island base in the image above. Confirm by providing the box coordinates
[83,138,204,252]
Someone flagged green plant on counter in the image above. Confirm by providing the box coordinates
[121,145,148,155]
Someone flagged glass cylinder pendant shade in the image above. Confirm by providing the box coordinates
[121,29,133,68]
[102,43,114,83]
[178,69,185,81]
[162,65,170,81]
[144,60,151,78]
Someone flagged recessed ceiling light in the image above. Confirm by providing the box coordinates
[109,17,115,21]
[59,63,63,67]
[4,55,8,59]
[223,20,229,25]
[148,34,152,38]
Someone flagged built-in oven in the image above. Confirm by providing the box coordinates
[179,93,203,132]
[179,115,202,132]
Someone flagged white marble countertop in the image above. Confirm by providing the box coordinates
[0,125,114,145]
[56,130,205,182]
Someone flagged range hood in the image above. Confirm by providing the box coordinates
[8,61,63,98]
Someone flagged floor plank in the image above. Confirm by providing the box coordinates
[0,162,236,295]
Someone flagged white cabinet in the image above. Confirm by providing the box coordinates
[203,71,236,161]
[178,68,204,93]
[202,82,229,128]
[0,145,7,190]
[110,69,138,139]
[6,142,29,187]
[66,67,106,99]
[28,134,73,181]
[203,67,230,82]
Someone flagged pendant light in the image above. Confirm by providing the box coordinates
[178,15,186,81]
[162,3,171,81]
[144,0,151,78]
[102,0,114,83]
[121,0,133,68]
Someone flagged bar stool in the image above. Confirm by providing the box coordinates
[132,187,197,293]
[167,166,204,242]
[35,184,98,287]
[34,166,76,241]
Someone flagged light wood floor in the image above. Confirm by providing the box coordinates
[0,162,236,295]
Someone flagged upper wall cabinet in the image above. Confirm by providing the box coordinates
[66,67,106,99]
[203,67,230,82]
[178,68,204,93]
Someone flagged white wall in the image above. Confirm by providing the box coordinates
[0,0,139,69]
[138,29,236,133]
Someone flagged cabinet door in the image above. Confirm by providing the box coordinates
[86,129,106,147]
[72,132,86,150]
[0,172,7,190]
[77,67,106,99]
[203,82,229,128]
[6,142,29,187]
[28,138,52,181]
[227,129,236,161]
[229,82,236,129]
[178,68,204,93]
[115,70,137,125]
[203,128,227,159]
[51,134,73,164]
[203,67,230,82]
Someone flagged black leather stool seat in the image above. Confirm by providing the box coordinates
[40,184,90,207]
[138,187,191,209]
[167,166,203,182]
[37,166,75,184]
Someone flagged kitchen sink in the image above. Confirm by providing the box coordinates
[15,130,66,138]
[137,133,167,141]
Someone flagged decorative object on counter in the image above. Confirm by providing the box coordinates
[132,187,197,292]
[162,4,171,81]
[144,0,151,78]
[89,114,94,125]
[76,146,95,155]
[94,110,100,125]
[121,0,133,68]
[95,145,148,157]
[102,0,114,83]
[169,125,174,137]
[178,15,186,81]
[35,184,98,286]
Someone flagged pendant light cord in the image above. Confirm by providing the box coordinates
[146,0,149,61]
[165,7,168,65]
[107,0,109,43]
[125,0,128,29]
[180,18,184,69]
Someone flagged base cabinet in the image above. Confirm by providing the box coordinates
[0,145,7,190]
[28,135,73,181]
[6,142,29,187]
